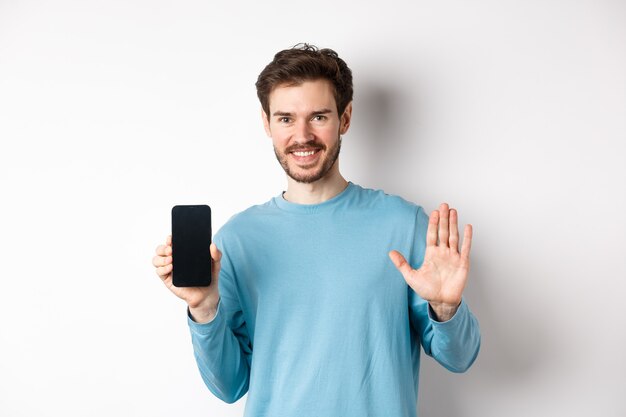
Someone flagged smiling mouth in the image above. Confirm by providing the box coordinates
[288,146,322,155]
[292,150,317,157]
[288,148,322,166]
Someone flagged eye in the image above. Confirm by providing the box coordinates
[278,117,291,123]
[312,115,327,122]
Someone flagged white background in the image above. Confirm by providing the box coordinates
[1,1,625,416]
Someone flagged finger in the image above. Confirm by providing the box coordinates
[165,235,172,255]
[388,250,413,279]
[152,254,172,267]
[460,224,473,261]
[426,210,439,247]
[155,244,171,256]
[438,202,450,247]
[156,263,173,279]
[449,208,459,253]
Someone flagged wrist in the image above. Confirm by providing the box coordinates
[189,297,220,324]
[429,300,461,322]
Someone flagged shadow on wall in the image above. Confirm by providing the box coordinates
[356,82,552,416]
[348,80,419,189]
[419,253,551,416]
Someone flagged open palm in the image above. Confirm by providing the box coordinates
[389,203,473,320]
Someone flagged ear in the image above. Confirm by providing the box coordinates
[339,101,353,135]
[261,108,271,137]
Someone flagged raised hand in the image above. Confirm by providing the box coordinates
[389,203,473,321]
[153,235,222,323]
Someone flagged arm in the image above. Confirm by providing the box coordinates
[408,290,481,372]
[153,235,252,403]
[187,238,252,403]
[187,278,252,402]
[390,204,481,372]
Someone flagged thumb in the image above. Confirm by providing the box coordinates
[210,243,222,284]
[210,243,222,263]
[388,250,413,278]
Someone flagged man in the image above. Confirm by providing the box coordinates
[153,44,480,416]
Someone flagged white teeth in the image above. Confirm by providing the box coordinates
[293,150,316,157]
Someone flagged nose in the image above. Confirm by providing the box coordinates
[293,119,314,144]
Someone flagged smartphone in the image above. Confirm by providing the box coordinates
[171,205,212,287]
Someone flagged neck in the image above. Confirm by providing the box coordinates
[283,164,349,205]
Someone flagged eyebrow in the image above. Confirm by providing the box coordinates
[272,108,334,117]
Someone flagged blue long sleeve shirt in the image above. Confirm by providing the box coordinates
[187,182,480,416]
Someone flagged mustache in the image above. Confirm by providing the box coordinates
[285,143,325,153]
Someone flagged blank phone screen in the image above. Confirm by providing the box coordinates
[171,205,212,287]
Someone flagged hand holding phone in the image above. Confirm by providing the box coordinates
[152,205,221,323]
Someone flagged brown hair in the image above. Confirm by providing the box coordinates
[255,43,353,118]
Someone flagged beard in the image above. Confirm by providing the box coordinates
[274,136,342,184]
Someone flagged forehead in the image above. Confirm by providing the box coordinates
[268,79,337,113]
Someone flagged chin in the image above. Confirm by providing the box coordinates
[287,168,326,184]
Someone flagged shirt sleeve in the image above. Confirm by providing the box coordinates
[187,234,252,403]
[407,205,481,373]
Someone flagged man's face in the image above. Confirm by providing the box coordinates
[263,79,352,184]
